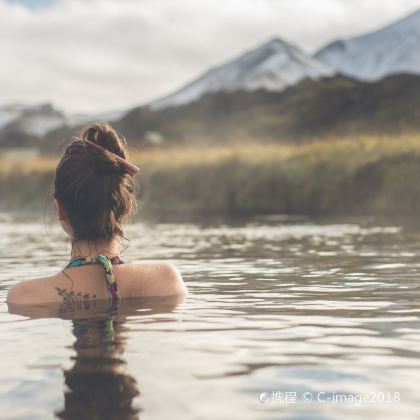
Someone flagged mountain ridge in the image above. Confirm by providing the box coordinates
[151,37,334,109]
[315,9,420,80]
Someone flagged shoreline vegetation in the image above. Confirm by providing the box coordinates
[2,134,420,217]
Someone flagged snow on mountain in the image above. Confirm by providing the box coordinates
[18,104,66,137]
[0,102,125,141]
[0,103,66,137]
[0,104,27,130]
[151,38,335,110]
[315,10,420,81]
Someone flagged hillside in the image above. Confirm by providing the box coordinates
[2,74,420,152]
[116,74,420,145]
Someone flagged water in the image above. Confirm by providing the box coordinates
[1,213,420,419]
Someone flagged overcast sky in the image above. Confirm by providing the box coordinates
[2,0,420,114]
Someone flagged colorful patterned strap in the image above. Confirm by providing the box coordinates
[65,255,126,301]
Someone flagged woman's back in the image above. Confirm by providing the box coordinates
[7,122,187,306]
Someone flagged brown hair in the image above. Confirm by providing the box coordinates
[54,122,136,242]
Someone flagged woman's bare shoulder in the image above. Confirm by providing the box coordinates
[6,275,59,305]
[6,261,188,305]
[126,261,188,297]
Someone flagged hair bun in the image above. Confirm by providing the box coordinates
[81,122,128,175]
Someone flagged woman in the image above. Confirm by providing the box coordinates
[7,122,187,305]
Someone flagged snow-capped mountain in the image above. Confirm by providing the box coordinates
[315,10,420,81]
[0,104,27,130]
[0,102,127,142]
[0,103,66,137]
[17,104,66,137]
[151,38,335,109]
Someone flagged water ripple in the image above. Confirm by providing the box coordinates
[1,215,420,419]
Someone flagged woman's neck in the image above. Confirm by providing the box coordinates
[70,238,121,259]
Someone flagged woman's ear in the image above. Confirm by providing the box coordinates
[54,198,67,221]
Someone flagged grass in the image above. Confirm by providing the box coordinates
[2,133,420,173]
[130,132,420,168]
[2,133,420,216]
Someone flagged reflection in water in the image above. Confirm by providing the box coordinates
[8,297,184,420]
[58,307,139,420]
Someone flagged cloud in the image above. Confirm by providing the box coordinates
[1,0,420,113]
[5,0,56,10]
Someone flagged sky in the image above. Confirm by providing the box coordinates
[2,0,420,114]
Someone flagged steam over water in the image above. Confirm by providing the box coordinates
[1,213,420,419]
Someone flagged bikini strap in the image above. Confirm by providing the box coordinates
[97,255,121,301]
[64,254,124,301]
[66,255,126,268]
